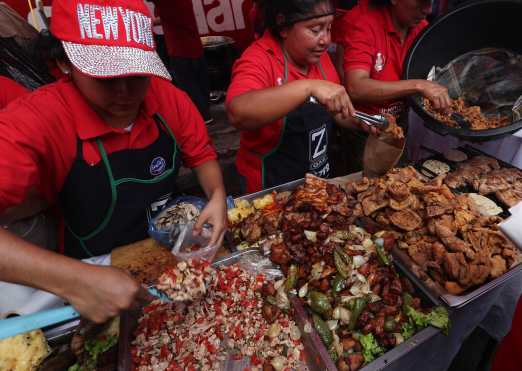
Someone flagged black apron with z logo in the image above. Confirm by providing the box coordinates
[262,49,334,189]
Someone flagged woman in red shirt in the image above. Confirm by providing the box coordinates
[227,0,368,193]
[0,0,226,323]
[340,0,451,117]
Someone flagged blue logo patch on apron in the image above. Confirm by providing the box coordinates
[150,156,167,176]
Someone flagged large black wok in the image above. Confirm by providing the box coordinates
[403,0,522,141]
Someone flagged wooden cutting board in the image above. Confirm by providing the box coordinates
[111,239,177,285]
[111,238,230,284]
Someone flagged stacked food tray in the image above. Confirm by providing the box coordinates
[118,248,444,371]
[120,160,521,370]
[221,176,451,370]
[402,146,522,308]
[119,249,332,370]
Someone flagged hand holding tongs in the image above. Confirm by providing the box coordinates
[0,287,170,341]
[307,96,389,129]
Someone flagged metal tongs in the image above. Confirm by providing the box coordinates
[353,111,390,129]
[307,96,389,129]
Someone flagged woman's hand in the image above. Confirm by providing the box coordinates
[65,265,143,323]
[193,193,227,247]
[417,80,452,111]
[193,160,227,247]
[309,80,356,119]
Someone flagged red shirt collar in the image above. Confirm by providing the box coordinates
[57,77,159,140]
[257,31,286,65]
[257,30,324,77]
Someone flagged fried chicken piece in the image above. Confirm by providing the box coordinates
[490,255,507,278]
[453,208,477,232]
[389,209,423,231]
[445,281,465,295]
[432,242,448,264]
[496,188,522,208]
[426,204,453,218]
[361,189,389,216]
[389,195,414,211]
[382,113,404,140]
[467,250,491,286]
[407,242,431,268]
[387,167,421,183]
[427,215,455,235]
[444,252,468,284]
[444,156,498,189]
[464,228,489,254]
[388,181,410,201]
[435,222,475,259]
[443,250,489,289]
[353,177,371,193]
[375,211,391,226]
[467,155,500,171]
[472,170,511,195]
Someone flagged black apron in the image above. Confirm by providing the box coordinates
[262,50,335,189]
[58,114,181,259]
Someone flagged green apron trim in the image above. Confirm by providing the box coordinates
[261,47,326,189]
[65,113,178,256]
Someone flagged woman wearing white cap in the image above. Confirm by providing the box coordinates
[0,0,227,322]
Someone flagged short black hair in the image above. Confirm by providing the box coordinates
[263,0,335,38]
[35,30,68,64]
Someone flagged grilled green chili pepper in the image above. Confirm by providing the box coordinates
[328,343,339,362]
[374,238,390,266]
[402,292,413,312]
[348,297,368,331]
[332,274,346,294]
[310,291,332,317]
[313,314,333,347]
[334,248,352,278]
[284,264,299,291]
[384,317,396,332]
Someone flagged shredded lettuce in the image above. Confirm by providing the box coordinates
[68,335,118,371]
[359,333,384,364]
[405,305,450,335]
[400,320,416,340]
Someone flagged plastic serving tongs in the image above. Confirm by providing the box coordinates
[0,287,171,341]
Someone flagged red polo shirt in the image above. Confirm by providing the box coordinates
[226,31,340,193]
[332,0,369,45]
[153,0,203,58]
[0,77,216,213]
[341,5,427,115]
[0,76,29,109]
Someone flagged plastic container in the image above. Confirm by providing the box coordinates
[147,196,206,246]
[170,223,219,262]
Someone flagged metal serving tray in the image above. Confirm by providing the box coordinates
[400,145,522,308]
[118,249,329,371]
[291,257,444,371]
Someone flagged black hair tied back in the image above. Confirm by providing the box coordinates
[263,0,335,36]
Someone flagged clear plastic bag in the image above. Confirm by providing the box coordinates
[170,222,219,262]
[431,48,522,119]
